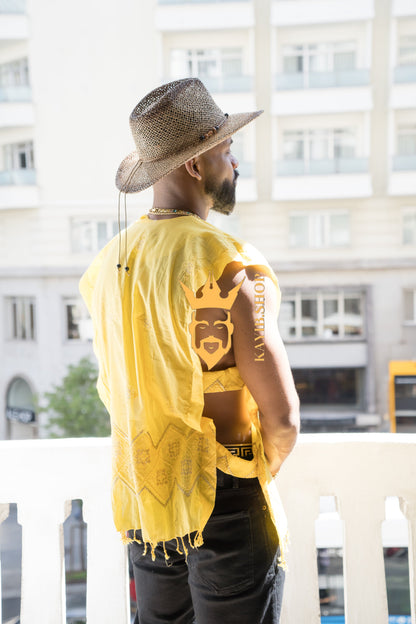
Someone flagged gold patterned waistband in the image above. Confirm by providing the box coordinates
[223,443,254,461]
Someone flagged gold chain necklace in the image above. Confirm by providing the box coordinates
[148,207,202,219]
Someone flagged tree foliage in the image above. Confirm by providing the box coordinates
[42,356,110,438]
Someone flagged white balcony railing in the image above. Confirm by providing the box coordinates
[276,157,369,176]
[195,74,253,93]
[0,85,31,101]
[0,168,36,185]
[0,0,25,13]
[393,155,416,171]
[394,66,416,83]
[0,434,415,624]
[158,0,248,3]
[275,69,370,90]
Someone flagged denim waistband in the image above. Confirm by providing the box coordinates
[216,469,258,490]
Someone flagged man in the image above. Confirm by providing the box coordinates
[80,78,299,624]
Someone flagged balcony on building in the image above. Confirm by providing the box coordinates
[0,434,415,623]
[276,68,370,90]
[0,58,33,126]
[0,0,28,40]
[391,29,416,107]
[156,0,253,32]
[0,102,33,127]
[0,84,31,102]
[391,67,416,110]
[394,65,416,84]
[166,44,256,112]
[194,73,253,94]
[273,157,372,200]
[0,168,39,208]
[393,0,416,17]
[389,154,416,196]
[273,31,373,114]
[271,0,374,27]
[273,68,372,115]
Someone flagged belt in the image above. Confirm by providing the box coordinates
[223,443,254,461]
[217,443,257,490]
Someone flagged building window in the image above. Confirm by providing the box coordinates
[397,35,416,67]
[393,125,416,170]
[3,141,34,170]
[170,47,243,80]
[282,41,356,77]
[278,128,364,175]
[169,47,250,92]
[64,298,92,340]
[404,289,416,324]
[71,219,118,253]
[279,290,365,341]
[397,125,416,156]
[292,367,363,407]
[283,128,356,161]
[0,58,29,87]
[403,208,416,245]
[6,296,36,340]
[289,211,350,248]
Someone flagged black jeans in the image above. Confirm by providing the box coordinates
[129,470,285,624]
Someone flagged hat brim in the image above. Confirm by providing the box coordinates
[115,109,263,194]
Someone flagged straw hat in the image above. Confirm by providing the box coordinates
[116,78,263,193]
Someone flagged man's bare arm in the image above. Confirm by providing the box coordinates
[226,265,300,475]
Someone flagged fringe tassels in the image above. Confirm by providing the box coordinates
[120,529,205,563]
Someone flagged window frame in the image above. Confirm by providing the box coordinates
[282,40,357,85]
[282,127,357,167]
[63,297,92,341]
[289,210,351,249]
[403,289,416,325]
[5,296,36,341]
[279,289,366,342]
[0,58,29,87]
[3,141,34,171]
[397,124,416,156]
[70,218,119,253]
[170,46,244,81]
[397,34,416,67]
[402,207,416,246]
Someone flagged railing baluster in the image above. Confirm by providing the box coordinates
[0,435,415,622]
[18,500,71,624]
[280,490,321,624]
[338,493,388,624]
[83,494,130,624]
[0,503,10,624]
[400,496,416,623]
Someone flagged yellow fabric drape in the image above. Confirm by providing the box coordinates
[79,215,287,562]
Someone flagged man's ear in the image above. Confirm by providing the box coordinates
[184,157,202,181]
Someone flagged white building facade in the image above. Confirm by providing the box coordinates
[0,0,415,439]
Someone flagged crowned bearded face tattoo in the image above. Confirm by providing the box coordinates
[180,273,244,369]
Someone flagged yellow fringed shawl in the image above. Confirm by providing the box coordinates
[79,215,288,563]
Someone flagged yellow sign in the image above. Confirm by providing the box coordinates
[388,360,416,432]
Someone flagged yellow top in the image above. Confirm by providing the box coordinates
[203,366,245,393]
[79,214,287,560]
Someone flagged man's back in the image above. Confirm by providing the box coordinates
[80,78,299,623]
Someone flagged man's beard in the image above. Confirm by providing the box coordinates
[204,171,239,215]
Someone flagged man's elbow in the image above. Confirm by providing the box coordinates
[260,394,300,461]
[278,394,301,438]
[289,394,301,433]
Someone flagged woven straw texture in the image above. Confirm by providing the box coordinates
[116,78,262,193]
